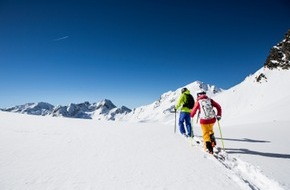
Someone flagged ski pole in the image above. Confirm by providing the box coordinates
[190,117,194,145]
[174,109,177,133]
[217,119,225,150]
[191,117,194,137]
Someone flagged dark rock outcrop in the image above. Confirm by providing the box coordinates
[264,29,290,70]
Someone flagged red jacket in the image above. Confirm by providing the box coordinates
[190,95,222,124]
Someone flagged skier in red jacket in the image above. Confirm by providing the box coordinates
[190,90,222,154]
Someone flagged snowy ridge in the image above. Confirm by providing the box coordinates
[122,66,290,125]
[2,102,54,116]
[1,100,131,121]
[215,68,290,125]
[122,81,222,123]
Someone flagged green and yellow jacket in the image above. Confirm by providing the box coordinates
[175,89,192,113]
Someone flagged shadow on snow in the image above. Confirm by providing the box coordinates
[216,137,270,143]
[225,148,290,159]
[215,137,290,159]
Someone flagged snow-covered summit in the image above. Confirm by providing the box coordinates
[1,102,54,116]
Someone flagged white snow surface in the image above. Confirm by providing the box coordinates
[1,67,290,190]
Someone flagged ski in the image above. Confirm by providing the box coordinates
[212,147,227,161]
[185,134,227,162]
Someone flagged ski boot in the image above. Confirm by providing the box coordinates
[210,133,216,148]
[205,141,213,154]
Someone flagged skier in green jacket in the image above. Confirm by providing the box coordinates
[175,87,194,137]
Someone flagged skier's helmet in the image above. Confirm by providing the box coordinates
[196,90,206,96]
[181,87,187,94]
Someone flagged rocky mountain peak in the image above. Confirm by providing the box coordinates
[96,99,116,110]
[264,29,290,70]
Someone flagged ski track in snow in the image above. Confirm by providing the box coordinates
[189,137,284,190]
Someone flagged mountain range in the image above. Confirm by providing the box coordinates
[0,82,222,121]
[1,29,290,122]
[0,99,131,121]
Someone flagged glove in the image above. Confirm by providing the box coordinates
[216,116,221,121]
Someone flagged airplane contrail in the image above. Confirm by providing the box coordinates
[54,36,69,41]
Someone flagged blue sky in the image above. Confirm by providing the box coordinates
[0,0,289,109]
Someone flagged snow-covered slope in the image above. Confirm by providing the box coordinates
[2,69,290,189]
[0,111,286,190]
[119,66,290,126]
[122,81,222,123]
[216,68,290,125]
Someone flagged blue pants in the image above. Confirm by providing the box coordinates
[178,112,192,136]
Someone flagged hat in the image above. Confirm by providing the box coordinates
[196,90,206,96]
[181,87,187,93]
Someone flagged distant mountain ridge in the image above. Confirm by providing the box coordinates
[1,100,131,121]
[2,102,54,116]
[0,81,221,121]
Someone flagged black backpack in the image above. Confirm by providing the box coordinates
[183,94,195,109]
